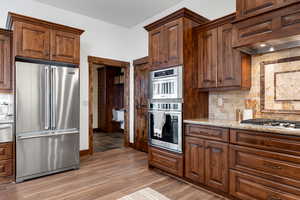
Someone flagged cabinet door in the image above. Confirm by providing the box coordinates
[51,30,80,64]
[14,22,50,60]
[149,27,164,69]
[205,140,228,192]
[0,33,12,92]
[217,24,241,87]
[236,0,278,18]
[197,28,218,89]
[185,137,205,184]
[164,19,183,67]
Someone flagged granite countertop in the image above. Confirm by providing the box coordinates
[0,116,14,124]
[184,118,300,136]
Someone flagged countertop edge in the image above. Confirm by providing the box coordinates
[184,119,300,137]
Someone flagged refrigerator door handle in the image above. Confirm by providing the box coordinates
[17,131,79,140]
[51,67,57,130]
[45,67,50,130]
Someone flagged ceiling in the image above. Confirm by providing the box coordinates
[34,0,184,28]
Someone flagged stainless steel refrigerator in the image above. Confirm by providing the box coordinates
[15,62,80,183]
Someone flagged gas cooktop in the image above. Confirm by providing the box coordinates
[241,118,300,129]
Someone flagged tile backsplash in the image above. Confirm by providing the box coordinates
[0,93,14,116]
[209,47,300,121]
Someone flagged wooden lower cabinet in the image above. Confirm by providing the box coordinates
[205,141,228,192]
[148,146,183,177]
[0,142,13,178]
[156,123,300,199]
[230,170,300,200]
[184,135,228,192]
[185,137,205,184]
[0,160,12,177]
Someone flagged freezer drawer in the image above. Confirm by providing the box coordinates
[16,131,79,182]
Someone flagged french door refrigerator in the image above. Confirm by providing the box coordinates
[15,62,80,183]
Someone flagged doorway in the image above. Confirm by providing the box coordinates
[88,56,130,155]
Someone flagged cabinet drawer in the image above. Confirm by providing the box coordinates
[230,145,300,188]
[185,124,229,142]
[0,143,12,161]
[230,170,300,200]
[149,147,183,177]
[0,159,12,177]
[230,129,300,156]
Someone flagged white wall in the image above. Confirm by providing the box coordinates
[127,0,236,144]
[0,0,132,150]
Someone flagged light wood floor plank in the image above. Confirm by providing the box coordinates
[0,148,227,200]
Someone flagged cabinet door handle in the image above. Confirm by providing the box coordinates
[263,162,282,170]
[268,195,281,200]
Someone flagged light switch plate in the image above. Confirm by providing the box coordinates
[218,97,223,106]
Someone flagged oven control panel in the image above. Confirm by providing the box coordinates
[149,102,182,111]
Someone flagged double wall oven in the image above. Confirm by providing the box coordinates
[148,66,183,153]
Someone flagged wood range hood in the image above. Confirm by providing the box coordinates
[232,2,300,55]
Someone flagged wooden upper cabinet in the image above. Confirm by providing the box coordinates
[164,19,183,67]
[233,2,300,54]
[205,140,229,192]
[185,136,205,184]
[197,28,218,89]
[0,30,12,92]
[236,0,300,20]
[51,30,80,64]
[145,8,209,70]
[217,24,241,87]
[149,27,164,68]
[195,14,251,91]
[7,12,84,65]
[148,19,183,69]
[236,0,278,19]
[14,22,50,60]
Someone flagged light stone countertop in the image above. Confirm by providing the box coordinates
[184,118,300,136]
[0,116,14,124]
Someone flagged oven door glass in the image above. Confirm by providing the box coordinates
[149,111,182,152]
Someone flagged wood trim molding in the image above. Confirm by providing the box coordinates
[260,56,300,115]
[144,8,209,31]
[80,150,90,157]
[87,56,130,155]
[6,12,84,35]
[194,13,236,32]
[88,56,130,68]
[0,28,12,36]
[133,56,149,66]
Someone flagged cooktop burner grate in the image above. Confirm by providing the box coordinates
[241,118,300,129]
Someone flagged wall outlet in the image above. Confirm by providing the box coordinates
[218,97,223,107]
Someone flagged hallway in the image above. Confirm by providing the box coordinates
[93,131,124,152]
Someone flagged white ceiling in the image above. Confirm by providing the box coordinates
[34,0,184,28]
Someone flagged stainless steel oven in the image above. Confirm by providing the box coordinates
[148,102,182,153]
[150,66,182,100]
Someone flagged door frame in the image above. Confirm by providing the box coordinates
[87,56,130,155]
[133,56,149,150]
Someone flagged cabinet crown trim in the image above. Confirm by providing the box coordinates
[0,28,12,36]
[194,13,236,31]
[144,8,209,31]
[6,12,85,35]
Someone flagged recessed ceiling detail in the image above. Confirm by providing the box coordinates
[34,0,184,28]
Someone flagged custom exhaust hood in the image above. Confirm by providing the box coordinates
[232,3,300,55]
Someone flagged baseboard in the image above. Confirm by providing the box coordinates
[80,149,90,157]
[93,128,102,132]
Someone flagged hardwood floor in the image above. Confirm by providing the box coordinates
[0,148,226,200]
[93,132,124,152]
